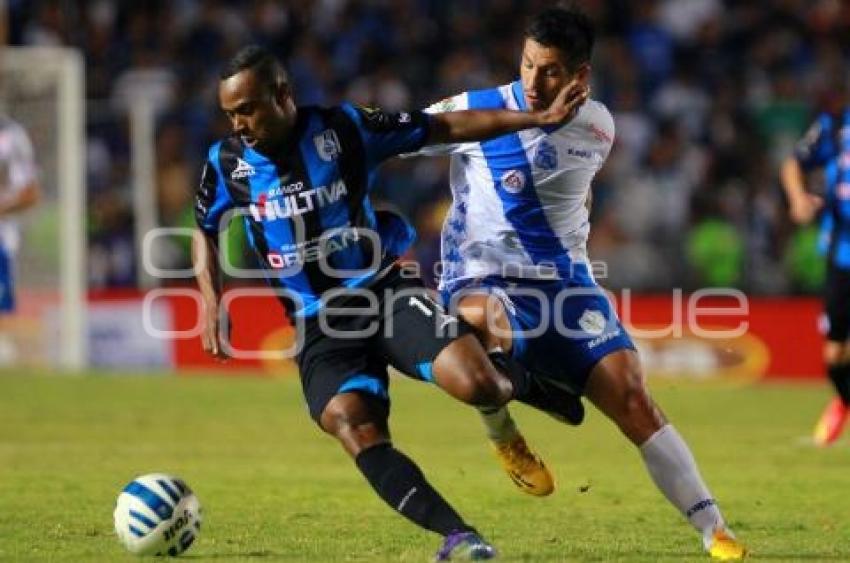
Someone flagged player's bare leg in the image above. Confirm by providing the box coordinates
[430,333,515,406]
[813,340,850,446]
[585,349,747,560]
[454,294,560,497]
[319,392,495,560]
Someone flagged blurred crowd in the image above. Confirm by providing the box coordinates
[9,0,850,293]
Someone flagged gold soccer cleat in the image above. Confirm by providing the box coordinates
[706,529,748,561]
[492,435,554,497]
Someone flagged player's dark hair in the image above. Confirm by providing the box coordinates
[220,44,288,88]
[525,6,594,69]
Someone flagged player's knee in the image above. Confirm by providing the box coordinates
[433,337,511,405]
[466,367,508,405]
[319,395,388,454]
[446,363,507,406]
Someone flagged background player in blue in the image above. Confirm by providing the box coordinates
[192,45,589,560]
[415,8,747,560]
[782,92,850,446]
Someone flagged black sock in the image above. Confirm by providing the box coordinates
[828,363,850,405]
[355,443,472,536]
[487,350,530,400]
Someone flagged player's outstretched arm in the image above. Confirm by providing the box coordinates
[780,156,823,225]
[192,229,229,360]
[426,79,588,146]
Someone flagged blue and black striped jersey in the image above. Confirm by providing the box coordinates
[795,110,850,268]
[195,103,432,317]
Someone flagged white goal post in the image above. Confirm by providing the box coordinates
[0,46,87,370]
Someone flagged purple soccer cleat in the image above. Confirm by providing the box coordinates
[435,531,497,561]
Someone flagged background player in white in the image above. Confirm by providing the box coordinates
[0,116,40,361]
[413,7,747,560]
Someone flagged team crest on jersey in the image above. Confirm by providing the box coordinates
[500,169,526,193]
[231,158,256,180]
[314,129,342,162]
[534,140,558,170]
[578,309,606,336]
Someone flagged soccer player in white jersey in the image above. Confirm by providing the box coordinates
[413,7,747,560]
[0,116,40,350]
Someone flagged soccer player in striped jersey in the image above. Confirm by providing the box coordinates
[413,7,747,560]
[782,94,850,446]
[0,116,41,360]
[193,45,588,560]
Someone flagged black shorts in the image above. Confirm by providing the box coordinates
[825,264,850,342]
[296,265,475,423]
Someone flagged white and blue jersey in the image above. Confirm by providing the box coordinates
[794,110,850,269]
[419,80,614,290]
[0,117,38,312]
[195,104,430,317]
[419,82,633,391]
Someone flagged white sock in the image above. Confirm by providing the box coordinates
[478,406,519,444]
[479,346,520,444]
[639,424,726,547]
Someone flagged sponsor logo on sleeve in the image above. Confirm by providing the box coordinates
[437,97,457,112]
[585,123,613,144]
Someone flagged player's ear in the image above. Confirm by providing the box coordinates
[273,81,293,107]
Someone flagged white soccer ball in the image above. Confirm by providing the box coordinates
[113,473,202,556]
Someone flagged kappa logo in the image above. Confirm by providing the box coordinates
[231,158,256,180]
[534,140,558,170]
[500,169,526,194]
[578,309,606,336]
[565,147,592,159]
[314,129,342,162]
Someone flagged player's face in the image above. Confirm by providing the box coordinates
[520,38,589,112]
[219,69,296,154]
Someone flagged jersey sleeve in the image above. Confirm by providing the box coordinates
[794,116,836,170]
[4,122,38,192]
[410,93,472,157]
[194,150,234,236]
[340,103,432,165]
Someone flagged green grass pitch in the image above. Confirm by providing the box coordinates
[1,370,849,562]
